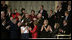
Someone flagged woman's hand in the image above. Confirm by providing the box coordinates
[29,27,32,31]
[41,26,44,31]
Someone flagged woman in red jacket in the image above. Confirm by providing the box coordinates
[12,9,20,21]
[29,18,38,39]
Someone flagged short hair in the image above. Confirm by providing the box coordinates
[31,10,35,13]
[55,23,60,28]
[41,5,44,8]
[21,8,25,12]
[14,9,17,11]
[11,18,16,23]
[50,10,53,12]
[63,20,68,23]
[65,11,69,14]
[1,11,5,14]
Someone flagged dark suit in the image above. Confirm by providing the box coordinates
[38,10,48,19]
[9,21,19,39]
[61,1,68,12]
[61,24,70,34]
[1,4,8,15]
[37,18,44,38]
[48,15,55,29]
[1,15,10,39]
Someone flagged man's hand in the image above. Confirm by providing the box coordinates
[6,25,10,30]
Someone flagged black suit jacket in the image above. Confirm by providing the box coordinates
[38,10,48,19]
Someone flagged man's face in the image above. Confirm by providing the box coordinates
[1,11,5,17]
[37,14,42,19]
[25,14,29,18]
[1,1,5,4]
[65,13,68,16]
[50,11,52,14]
[22,10,25,13]
[40,6,43,10]
[13,19,17,24]
[63,20,66,24]
[14,10,17,13]
[67,6,71,10]
[31,11,35,15]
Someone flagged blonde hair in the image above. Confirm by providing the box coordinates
[55,23,60,28]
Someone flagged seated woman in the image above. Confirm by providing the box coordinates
[40,19,52,38]
[29,18,38,39]
[52,23,60,38]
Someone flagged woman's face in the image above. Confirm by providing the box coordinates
[44,20,48,25]
[31,11,35,15]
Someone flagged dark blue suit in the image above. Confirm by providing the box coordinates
[9,21,19,39]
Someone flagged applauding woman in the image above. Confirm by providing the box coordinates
[40,19,52,38]
[29,18,38,39]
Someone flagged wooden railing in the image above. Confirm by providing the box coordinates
[56,34,71,39]
[29,34,71,39]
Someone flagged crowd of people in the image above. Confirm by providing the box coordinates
[1,1,71,39]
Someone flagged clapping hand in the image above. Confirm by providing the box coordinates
[29,27,32,31]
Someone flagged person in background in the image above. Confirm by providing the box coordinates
[24,13,31,26]
[9,18,19,39]
[63,11,71,24]
[20,8,26,18]
[52,23,60,38]
[12,9,20,21]
[40,19,52,38]
[48,10,55,29]
[36,13,44,38]
[7,8,12,17]
[38,5,48,19]
[20,22,30,39]
[1,11,11,39]
[1,1,8,15]
[67,5,71,16]
[29,18,38,39]
[61,1,68,12]
[29,10,37,22]
[18,15,23,22]
[59,20,71,34]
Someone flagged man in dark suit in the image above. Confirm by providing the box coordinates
[59,20,71,34]
[1,1,8,15]
[36,13,44,38]
[9,19,19,39]
[61,1,68,12]
[1,11,10,39]
[67,5,71,16]
[38,5,48,19]
[63,11,71,23]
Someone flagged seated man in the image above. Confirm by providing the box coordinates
[59,20,71,34]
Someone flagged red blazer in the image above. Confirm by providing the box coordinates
[29,15,37,21]
[12,12,20,21]
[30,25,38,38]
